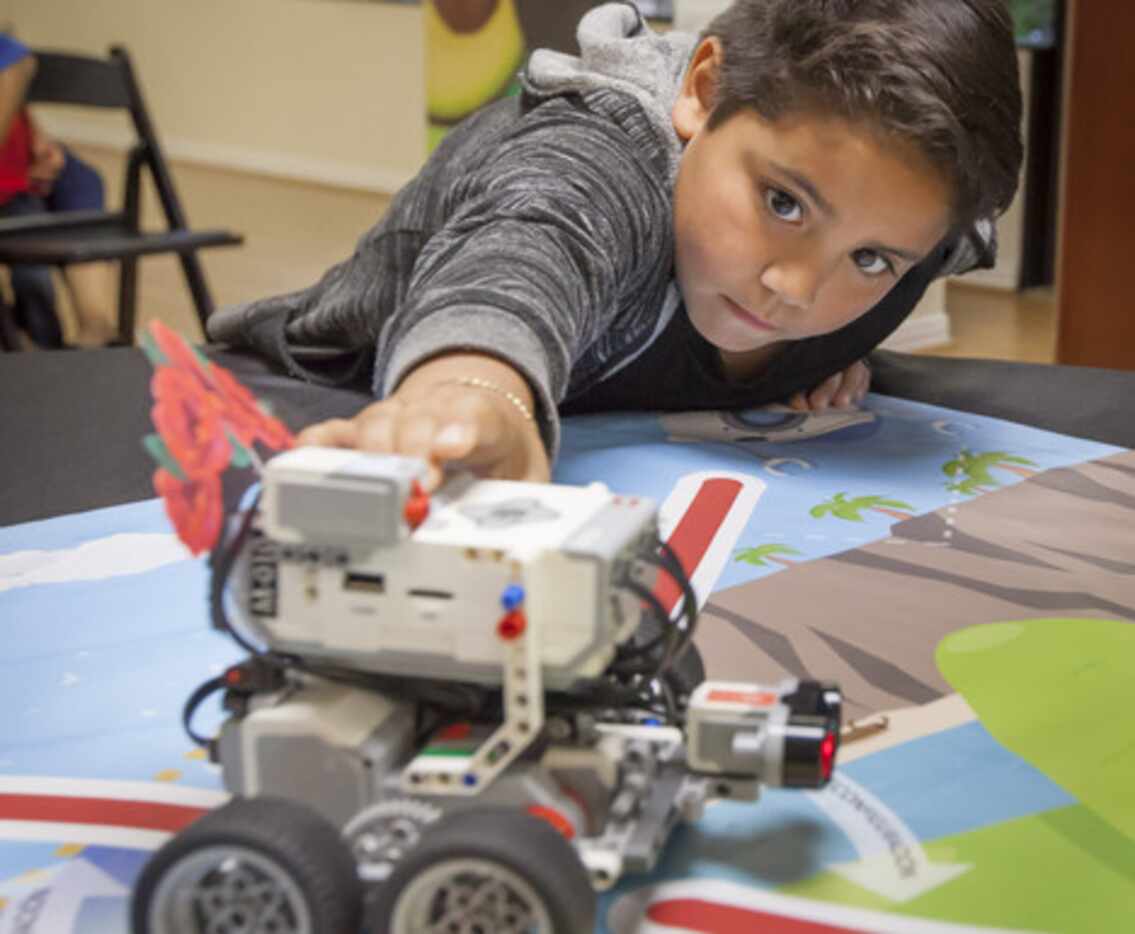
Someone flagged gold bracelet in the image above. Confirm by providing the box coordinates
[442,376,535,422]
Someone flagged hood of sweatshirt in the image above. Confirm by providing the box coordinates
[523,1,697,187]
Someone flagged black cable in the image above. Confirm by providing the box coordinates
[612,581,671,653]
[658,540,698,634]
[182,675,227,749]
[615,583,671,658]
[658,538,698,641]
[631,555,687,675]
[604,537,700,716]
[208,495,264,657]
[612,580,675,675]
[652,539,699,668]
[656,675,678,723]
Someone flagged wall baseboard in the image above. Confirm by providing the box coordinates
[39,115,419,195]
[949,267,1019,292]
[880,308,952,353]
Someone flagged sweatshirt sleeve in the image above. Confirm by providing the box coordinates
[374,95,673,460]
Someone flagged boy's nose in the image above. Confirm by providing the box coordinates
[759,259,821,310]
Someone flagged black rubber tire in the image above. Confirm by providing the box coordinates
[131,795,362,934]
[369,807,596,934]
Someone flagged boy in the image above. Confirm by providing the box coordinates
[208,0,1022,489]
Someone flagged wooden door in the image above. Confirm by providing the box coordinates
[1056,0,1135,369]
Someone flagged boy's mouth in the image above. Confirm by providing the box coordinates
[722,295,776,333]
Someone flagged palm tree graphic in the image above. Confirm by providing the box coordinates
[943,449,1038,496]
[734,543,802,567]
[810,492,915,522]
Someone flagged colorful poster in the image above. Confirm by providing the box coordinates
[1,397,1132,931]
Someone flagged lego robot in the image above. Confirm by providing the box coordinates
[132,447,842,933]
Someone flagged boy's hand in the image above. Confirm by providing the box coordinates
[787,359,870,411]
[295,354,550,491]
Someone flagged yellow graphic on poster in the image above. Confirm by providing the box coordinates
[425,0,600,150]
[426,0,525,149]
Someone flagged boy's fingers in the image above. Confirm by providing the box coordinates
[834,369,857,407]
[832,361,872,408]
[808,373,842,410]
[442,397,513,468]
[394,413,448,488]
[394,415,442,464]
[432,421,476,457]
[356,411,397,453]
[296,418,358,448]
[424,421,482,492]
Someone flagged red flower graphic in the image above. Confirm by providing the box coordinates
[150,318,209,381]
[153,468,224,557]
[209,362,293,450]
[149,320,294,452]
[144,321,295,555]
[151,368,231,479]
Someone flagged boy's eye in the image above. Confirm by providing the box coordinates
[765,187,803,223]
[852,249,893,277]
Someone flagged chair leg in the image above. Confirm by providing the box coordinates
[178,251,215,340]
[118,256,138,345]
[0,298,20,351]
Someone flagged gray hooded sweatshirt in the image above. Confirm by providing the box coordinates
[207,2,991,457]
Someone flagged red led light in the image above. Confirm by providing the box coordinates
[497,610,526,641]
[403,480,430,530]
[820,731,837,780]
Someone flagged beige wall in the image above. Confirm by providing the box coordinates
[4,0,426,191]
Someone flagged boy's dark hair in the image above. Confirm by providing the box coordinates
[703,0,1023,227]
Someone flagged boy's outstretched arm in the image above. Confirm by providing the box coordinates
[283,93,672,482]
[296,350,549,491]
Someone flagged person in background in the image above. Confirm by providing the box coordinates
[0,30,116,347]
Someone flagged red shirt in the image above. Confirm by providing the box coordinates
[0,109,32,202]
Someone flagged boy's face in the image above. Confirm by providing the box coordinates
[671,39,952,376]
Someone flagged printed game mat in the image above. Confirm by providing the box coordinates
[2,396,1133,932]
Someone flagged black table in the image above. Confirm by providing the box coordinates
[2,346,1132,527]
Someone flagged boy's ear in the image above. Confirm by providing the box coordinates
[672,37,723,143]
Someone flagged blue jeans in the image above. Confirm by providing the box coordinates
[1,151,105,347]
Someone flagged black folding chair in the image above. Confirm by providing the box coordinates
[0,46,243,347]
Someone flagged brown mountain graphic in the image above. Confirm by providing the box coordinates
[695,451,1135,719]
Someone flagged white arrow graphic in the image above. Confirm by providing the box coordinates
[0,857,128,934]
[809,772,971,902]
